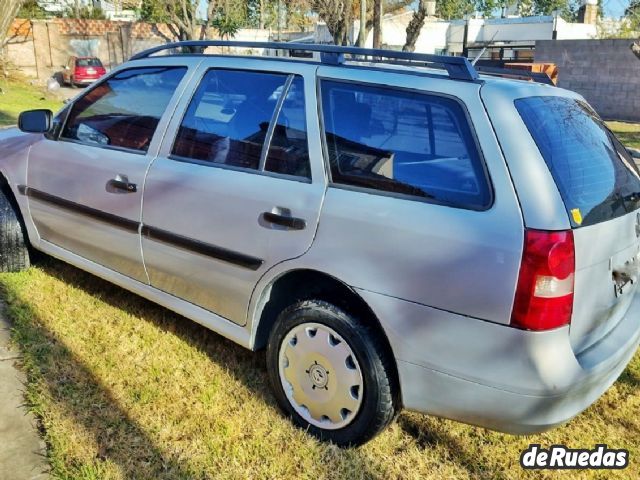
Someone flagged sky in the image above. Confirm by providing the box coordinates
[602,0,630,18]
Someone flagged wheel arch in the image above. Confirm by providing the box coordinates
[251,268,401,402]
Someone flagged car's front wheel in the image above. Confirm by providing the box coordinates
[0,186,30,272]
[266,299,398,446]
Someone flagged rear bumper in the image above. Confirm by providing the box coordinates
[357,288,640,434]
[73,76,100,85]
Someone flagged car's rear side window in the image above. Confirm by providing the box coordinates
[516,96,640,227]
[61,66,186,152]
[320,80,491,209]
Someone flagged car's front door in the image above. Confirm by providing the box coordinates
[141,60,325,325]
[25,61,192,282]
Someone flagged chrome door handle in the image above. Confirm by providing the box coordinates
[107,175,137,193]
[261,211,306,230]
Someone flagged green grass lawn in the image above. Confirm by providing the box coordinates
[607,121,640,150]
[1,258,639,480]
[0,79,63,127]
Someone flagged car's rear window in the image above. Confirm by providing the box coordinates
[516,96,640,228]
[77,58,102,67]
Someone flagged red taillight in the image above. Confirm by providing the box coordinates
[511,229,575,331]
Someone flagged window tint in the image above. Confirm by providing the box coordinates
[265,76,311,178]
[76,58,102,67]
[61,66,186,152]
[320,81,490,209]
[516,96,640,227]
[172,69,288,171]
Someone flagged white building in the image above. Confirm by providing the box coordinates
[37,0,139,21]
[317,3,600,58]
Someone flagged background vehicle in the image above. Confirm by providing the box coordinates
[62,56,106,87]
[2,41,639,446]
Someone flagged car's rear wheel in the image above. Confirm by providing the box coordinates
[0,187,30,272]
[266,299,397,446]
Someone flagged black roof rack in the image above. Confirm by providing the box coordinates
[129,40,479,82]
[474,65,555,86]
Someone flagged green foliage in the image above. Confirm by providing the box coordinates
[138,0,171,23]
[532,0,566,15]
[65,6,108,20]
[211,16,241,40]
[627,0,640,29]
[474,0,500,17]
[17,0,48,19]
[436,0,475,20]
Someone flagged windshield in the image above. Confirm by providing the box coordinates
[516,96,640,228]
[77,58,102,67]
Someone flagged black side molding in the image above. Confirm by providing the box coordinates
[142,225,264,271]
[19,185,139,233]
[18,185,264,271]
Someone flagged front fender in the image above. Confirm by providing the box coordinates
[0,128,43,247]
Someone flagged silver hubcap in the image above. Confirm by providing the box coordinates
[278,322,364,430]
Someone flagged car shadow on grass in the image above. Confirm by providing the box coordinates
[397,415,504,480]
[13,258,388,478]
[2,281,197,479]
[0,110,16,126]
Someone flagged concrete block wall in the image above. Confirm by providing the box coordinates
[535,39,640,122]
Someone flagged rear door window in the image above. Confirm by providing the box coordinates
[61,66,186,152]
[320,80,491,209]
[516,96,640,227]
[173,69,283,171]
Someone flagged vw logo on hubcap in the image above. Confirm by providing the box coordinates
[307,361,329,389]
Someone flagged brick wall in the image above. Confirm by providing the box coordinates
[535,39,640,122]
[4,18,177,79]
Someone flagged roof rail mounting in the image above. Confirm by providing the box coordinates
[129,40,479,82]
[474,65,555,86]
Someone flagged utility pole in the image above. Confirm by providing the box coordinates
[277,0,281,41]
[358,0,366,47]
[373,0,382,49]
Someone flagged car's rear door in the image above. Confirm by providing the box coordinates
[140,59,325,325]
[25,59,194,282]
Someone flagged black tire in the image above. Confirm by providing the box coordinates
[0,187,31,272]
[266,299,398,446]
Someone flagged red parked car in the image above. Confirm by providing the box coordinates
[62,56,106,87]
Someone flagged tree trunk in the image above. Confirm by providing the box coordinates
[372,0,382,48]
[1,0,23,49]
[343,0,352,45]
[357,0,366,46]
[403,0,427,52]
[0,0,23,75]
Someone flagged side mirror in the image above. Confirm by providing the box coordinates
[18,109,53,133]
[628,147,640,160]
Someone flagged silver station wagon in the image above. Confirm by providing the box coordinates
[1,41,639,446]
